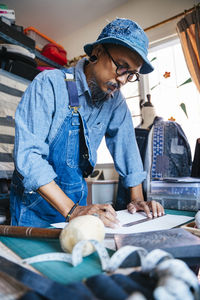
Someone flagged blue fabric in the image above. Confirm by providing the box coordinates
[10,58,146,226]
[20,291,47,300]
[67,80,80,107]
[115,128,149,209]
[135,128,150,163]
[111,273,155,299]
[151,119,192,179]
[111,273,143,294]
[115,176,131,211]
[85,274,128,300]
[191,138,200,178]
[84,18,153,74]
[85,272,156,300]
[128,272,156,299]
[66,282,94,299]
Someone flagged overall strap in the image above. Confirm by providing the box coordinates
[64,72,93,177]
[65,73,80,113]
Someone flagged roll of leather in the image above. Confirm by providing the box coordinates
[0,225,61,238]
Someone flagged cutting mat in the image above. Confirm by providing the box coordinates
[0,236,107,285]
[0,209,195,284]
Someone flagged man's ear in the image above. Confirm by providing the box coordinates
[91,44,104,58]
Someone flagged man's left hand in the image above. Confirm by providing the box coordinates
[127,200,165,218]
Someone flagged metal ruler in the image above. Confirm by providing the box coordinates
[122,214,166,227]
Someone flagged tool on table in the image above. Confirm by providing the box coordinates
[122,214,166,227]
[0,225,62,238]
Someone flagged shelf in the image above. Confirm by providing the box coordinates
[0,31,63,69]
[35,50,63,68]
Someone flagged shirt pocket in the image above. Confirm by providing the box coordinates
[90,122,105,147]
[66,128,80,168]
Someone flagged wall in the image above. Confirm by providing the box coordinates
[59,0,196,60]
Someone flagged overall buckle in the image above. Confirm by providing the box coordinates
[69,105,80,114]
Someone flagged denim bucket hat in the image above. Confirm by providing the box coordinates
[84,18,153,74]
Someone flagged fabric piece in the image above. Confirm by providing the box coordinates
[111,273,154,298]
[177,6,200,92]
[134,128,150,164]
[41,43,67,66]
[155,155,169,174]
[20,291,48,300]
[128,271,156,300]
[115,128,149,209]
[191,138,200,178]
[151,119,192,179]
[0,70,29,179]
[85,274,128,300]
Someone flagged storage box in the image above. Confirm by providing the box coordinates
[148,178,200,211]
[24,26,65,52]
[151,179,200,197]
[147,193,200,211]
[86,180,118,206]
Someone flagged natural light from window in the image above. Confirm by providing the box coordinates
[148,39,200,157]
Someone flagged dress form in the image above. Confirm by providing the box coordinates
[141,94,156,129]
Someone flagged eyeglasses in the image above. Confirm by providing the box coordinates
[103,45,140,83]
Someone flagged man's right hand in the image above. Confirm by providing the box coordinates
[69,203,120,228]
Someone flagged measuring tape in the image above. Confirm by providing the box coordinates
[22,241,200,300]
[22,240,173,273]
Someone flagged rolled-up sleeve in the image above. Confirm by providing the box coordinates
[105,96,146,188]
[14,73,58,191]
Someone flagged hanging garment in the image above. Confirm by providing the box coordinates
[150,118,192,179]
[115,118,192,209]
[191,138,200,178]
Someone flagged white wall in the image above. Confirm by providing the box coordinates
[58,0,196,60]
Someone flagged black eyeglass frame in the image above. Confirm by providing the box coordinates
[103,45,140,83]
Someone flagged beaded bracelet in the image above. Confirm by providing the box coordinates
[65,202,79,222]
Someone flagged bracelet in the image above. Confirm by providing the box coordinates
[65,202,79,222]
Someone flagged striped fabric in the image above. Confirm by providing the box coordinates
[0,69,30,178]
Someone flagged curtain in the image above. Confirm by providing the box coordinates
[177,6,200,92]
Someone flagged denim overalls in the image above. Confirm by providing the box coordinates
[10,74,93,227]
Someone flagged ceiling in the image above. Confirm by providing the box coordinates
[2,0,130,41]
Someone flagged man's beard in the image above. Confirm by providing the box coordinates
[87,77,119,107]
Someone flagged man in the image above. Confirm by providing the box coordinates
[10,18,164,228]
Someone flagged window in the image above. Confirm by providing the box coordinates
[147,38,200,156]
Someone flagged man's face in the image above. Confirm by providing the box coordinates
[85,44,143,105]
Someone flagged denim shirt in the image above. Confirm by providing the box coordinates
[14,58,146,192]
